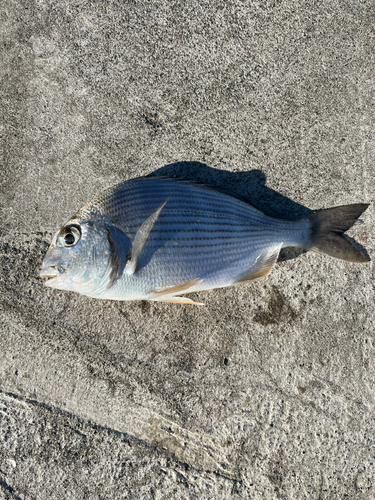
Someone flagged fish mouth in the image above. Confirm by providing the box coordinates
[39,266,64,285]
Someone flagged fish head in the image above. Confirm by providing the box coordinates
[40,209,111,293]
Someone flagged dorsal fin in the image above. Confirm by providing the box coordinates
[146,174,262,211]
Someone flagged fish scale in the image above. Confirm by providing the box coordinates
[40,175,369,304]
[88,177,297,298]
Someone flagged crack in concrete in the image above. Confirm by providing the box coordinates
[0,473,24,500]
[0,389,241,484]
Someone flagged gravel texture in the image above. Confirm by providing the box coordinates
[1,0,374,498]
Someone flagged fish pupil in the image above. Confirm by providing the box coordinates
[64,233,75,246]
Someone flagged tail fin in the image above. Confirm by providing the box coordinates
[306,204,370,263]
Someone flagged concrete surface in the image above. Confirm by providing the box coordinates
[1,0,375,498]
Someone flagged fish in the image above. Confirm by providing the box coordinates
[39,175,370,305]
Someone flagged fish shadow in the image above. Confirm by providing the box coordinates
[150,161,312,262]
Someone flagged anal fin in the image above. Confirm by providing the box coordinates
[236,246,281,283]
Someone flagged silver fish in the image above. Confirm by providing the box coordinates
[40,176,369,304]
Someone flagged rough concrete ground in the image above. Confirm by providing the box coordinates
[1,0,375,498]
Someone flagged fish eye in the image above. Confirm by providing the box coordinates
[58,225,81,247]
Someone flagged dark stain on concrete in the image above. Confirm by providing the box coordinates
[139,301,151,314]
[143,111,162,134]
[253,286,299,326]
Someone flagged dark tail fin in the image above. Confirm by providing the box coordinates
[306,204,370,263]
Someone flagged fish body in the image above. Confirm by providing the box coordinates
[40,176,369,304]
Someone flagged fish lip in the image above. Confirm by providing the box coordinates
[39,266,64,282]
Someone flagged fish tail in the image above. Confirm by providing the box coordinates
[305,204,370,263]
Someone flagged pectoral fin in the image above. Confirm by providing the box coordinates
[125,195,171,275]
